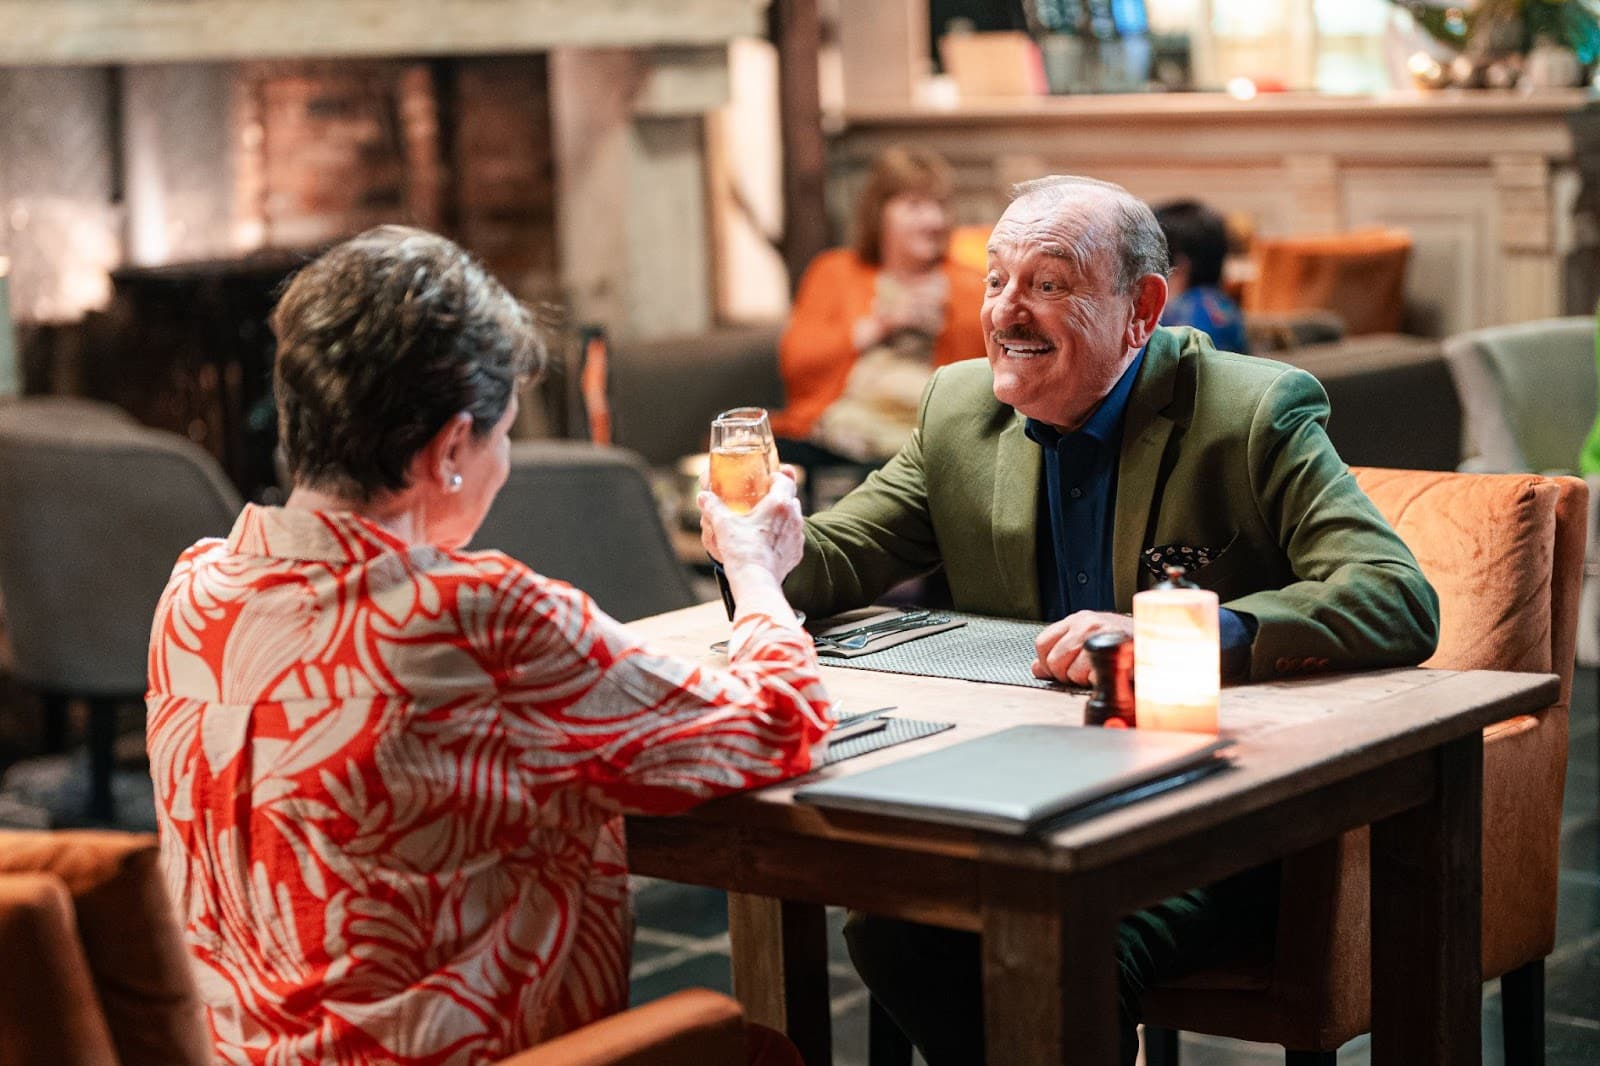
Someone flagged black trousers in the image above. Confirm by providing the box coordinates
[843,864,1279,1066]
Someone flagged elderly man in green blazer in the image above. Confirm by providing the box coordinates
[784,182,1437,688]
[711,176,1439,1065]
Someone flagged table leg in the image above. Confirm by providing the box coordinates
[981,868,1120,1066]
[727,892,833,1066]
[1370,731,1483,1066]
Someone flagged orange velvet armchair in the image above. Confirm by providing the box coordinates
[1142,468,1584,1065]
[0,830,760,1066]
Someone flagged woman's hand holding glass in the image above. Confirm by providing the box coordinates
[698,468,804,583]
[699,406,803,625]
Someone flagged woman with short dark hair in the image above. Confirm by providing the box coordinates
[148,226,827,1066]
[271,225,541,505]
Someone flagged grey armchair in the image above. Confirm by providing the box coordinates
[1442,315,1596,475]
[600,327,784,468]
[0,400,242,821]
[471,440,697,624]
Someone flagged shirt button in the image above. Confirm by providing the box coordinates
[1069,487,1083,499]
[1076,572,1089,585]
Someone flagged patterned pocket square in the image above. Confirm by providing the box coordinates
[1141,544,1222,579]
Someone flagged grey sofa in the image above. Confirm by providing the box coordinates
[591,323,1460,474]
[1275,333,1460,472]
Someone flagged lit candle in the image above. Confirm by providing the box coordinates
[1133,565,1220,735]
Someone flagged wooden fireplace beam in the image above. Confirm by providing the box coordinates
[768,0,829,295]
[0,0,763,66]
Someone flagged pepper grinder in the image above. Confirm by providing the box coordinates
[1083,630,1136,728]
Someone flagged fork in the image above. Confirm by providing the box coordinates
[811,610,929,648]
[817,609,931,642]
[815,613,951,651]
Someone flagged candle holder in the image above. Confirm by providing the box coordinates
[1132,564,1220,735]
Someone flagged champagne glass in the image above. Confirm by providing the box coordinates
[707,406,782,623]
[708,407,779,514]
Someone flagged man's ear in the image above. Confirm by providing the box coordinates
[1125,272,1168,349]
[409,412,474,492]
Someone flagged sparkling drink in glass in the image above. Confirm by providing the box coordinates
[708,407,778,514]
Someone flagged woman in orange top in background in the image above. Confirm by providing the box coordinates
[771,145,986,467]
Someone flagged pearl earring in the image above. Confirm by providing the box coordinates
[449,473,463,492]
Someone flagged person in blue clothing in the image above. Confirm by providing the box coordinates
[1154,199,1249,354]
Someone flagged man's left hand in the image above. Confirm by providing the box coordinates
[1031,611,1135,686]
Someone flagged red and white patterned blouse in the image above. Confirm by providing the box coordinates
[147,504,834,1065]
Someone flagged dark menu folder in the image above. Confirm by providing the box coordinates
[795,724,1232,837]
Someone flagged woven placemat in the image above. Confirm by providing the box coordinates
[819,612,1076,691]
[819,717,953,766]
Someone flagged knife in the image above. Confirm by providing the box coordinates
[815,609,932,642]
[817,613,951,651]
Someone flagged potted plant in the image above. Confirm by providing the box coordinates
[1391,0,1600,86]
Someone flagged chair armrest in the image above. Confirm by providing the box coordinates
[494,989,747,1066]
[1244,309,1346,353]
[0,872,122,1064]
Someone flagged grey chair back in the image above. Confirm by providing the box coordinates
[1443,316,1597,473]
[603,327,784,467]
[471,440,697,623]
[0,401,243,695]
[1276,334,1459,471]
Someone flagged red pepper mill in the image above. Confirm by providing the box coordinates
[1083,630,1136,728]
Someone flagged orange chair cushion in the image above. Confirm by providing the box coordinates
[0,872,121,1066]
[496,988,748,1066]
[0,830,210,1066]
[1354,469,1574,975]
[1353,468,1555,675]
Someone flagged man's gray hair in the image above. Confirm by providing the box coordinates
[1009,175,1171,292]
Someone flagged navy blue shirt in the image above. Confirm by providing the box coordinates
[1026,348,1257,677]
[1026,350,1144,619]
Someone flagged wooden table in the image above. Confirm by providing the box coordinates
[624,601,1559,1066]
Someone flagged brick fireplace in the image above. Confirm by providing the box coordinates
[0,0,757,495]
[119,57,559,298]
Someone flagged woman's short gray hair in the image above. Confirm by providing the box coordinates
[272,226,545,501]
[1009,175,1171,292]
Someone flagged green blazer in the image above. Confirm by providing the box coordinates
[785,327,1440,681]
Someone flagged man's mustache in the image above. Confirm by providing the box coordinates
[990,329,1050,345]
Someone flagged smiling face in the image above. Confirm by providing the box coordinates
[982,187,1166,430]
